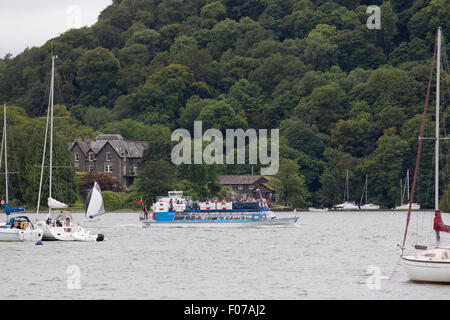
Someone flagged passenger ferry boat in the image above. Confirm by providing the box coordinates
[140,191,298,227]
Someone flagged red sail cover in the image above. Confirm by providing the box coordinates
[433,210,450,233]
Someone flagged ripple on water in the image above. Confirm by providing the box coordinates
[0,211,446,299]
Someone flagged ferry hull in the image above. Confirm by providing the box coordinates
[142,217,298,228]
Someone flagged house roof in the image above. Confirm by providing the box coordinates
[218,175,268,185]
[70,135,148,159]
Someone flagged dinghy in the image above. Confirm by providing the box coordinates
[85,181,106,219]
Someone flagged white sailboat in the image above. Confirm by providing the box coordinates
[308,206,328,212]
[359,174,380,210]
[333,170,359,210]
[0,104,43,242]
[394,169,420,210]
[85,181,106,219]
[401,27,450,283]
[37,55,104,242]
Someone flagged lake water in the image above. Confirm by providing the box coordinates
[1,210,449,300]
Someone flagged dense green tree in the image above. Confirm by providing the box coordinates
[76,47,120,107]
[1,0,450,208]
[275,158,310,209]
[197,100,248,131]
[295,82,346,133]
[356,129,410,208]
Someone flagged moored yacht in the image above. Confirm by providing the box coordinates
[0,216,43,242]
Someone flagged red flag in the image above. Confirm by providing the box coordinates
[137,198,143,206]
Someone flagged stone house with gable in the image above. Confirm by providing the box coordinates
[218,175,278,203]
[69,134,148,188]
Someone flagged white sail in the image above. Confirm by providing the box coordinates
[85,182,105,218]
[47,197,69,209]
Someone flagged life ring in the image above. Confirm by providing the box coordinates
[259,202,264,208]
[153,212,157,220]
[20,221,29,229]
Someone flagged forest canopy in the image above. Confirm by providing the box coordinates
[0,0,449,208]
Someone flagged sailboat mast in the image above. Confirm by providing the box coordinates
[365,174,368,205]
[401,28,438,251]
[3,103,7,203]
[49,55,55,203]
[406,169,410,202]
[435,27,441,211]
[346,170,349,201]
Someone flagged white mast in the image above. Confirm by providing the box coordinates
[37,55,54,216]
[3,103,7,203]
[365,174,368,205]
[406,169,410,202]
[49,55,55,216]
[435,27,441,211]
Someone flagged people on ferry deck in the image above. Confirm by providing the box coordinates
[143,205,149,220]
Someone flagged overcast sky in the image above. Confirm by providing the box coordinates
[0,0,112,57]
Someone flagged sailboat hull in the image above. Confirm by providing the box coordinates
[0,226,43,242]
[41,224,102,242]
[402,250,450,283]
[360,204,380,210]
[395,203,420,210]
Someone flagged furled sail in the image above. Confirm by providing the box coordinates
[48,197,69,209]
[434,210,450,233]
[85,181,105,218]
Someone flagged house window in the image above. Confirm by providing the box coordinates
[238,185,243,190]
[104,164,113,173]
[106,152,111,162]
[89,152,94,161]
[74,153,79,162]
[249,185,254,190]
[75,163,79,171]
[132,165,138,175]
[89,165,94,172]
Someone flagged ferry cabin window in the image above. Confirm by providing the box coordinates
[104,164,113,173]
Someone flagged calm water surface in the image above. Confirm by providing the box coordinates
[1,211,449,300]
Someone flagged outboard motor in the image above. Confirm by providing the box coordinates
[96,234,105,242]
